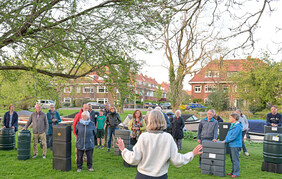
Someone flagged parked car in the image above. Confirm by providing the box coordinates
[186,103,206,109]
[151,103,159,109]
[87,102,105,109]
[161,103,171,109]
[37,100,56,109]
[144,102,152,108]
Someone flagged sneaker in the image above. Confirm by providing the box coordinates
[231,175,239,178]
[88,168,94,172]
[96,145,100,149]
[43,155,46,159]
[32,154,38,159]
[197,165,201,168]
[77,169,81,172]
[228,173,233,176]
[100,145,104,149]
[244,152,250,156]
[107,149,110,153]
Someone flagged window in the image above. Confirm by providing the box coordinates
[76,87,81,93]
[162,93,166,98]
[150,92,154,97]
[232,85,238,93]
[64,87,72,93]
[64,97,71,103]
[223,85,229,92]
[227,71,237,77]
[205,71,219,78]
[194,86,201,93]
[97,98,108,104]
[83,86,94,93]
[205,85,216,93]
[97,86,108,93]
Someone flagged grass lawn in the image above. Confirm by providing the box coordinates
[0,127,280,179]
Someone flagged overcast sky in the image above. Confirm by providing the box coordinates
[137,1,282,90]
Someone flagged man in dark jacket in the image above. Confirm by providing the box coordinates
[105,106,121,152]
[103,103,111,147]
[212,109,223,123]
[267,105,282,126]
[197,109,218,167]
[22,104,48,159]
[46,104,61,150]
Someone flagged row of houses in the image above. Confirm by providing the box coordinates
[60,73,170,106]
[60,56,258,108]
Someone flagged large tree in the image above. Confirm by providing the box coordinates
[0,0,174,78]
[155,0,274,111]
[230,56,282,110]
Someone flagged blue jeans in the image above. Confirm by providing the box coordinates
[241,130,247,152]
[107,127,117,149]
[230,147,241,176]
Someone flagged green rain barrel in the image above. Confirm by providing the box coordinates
[0,128,15,150]
[263,133,282,164]
[18,130,31,160]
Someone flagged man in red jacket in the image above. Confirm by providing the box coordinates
[73,104,89,135]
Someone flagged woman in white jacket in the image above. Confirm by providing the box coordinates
[236,109,250,156]
[116,110,202,179]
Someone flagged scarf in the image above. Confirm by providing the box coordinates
[79,119,91,125]
[131,118,143,139]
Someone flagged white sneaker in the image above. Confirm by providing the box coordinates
[244,152,250,156]
[43,155,46,159]
[32,154,38,158]
[77,169,81,172]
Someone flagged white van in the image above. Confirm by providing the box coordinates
[37,100,56,109]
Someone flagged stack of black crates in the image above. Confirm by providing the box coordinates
[261,125,282,174]
[201,141,226,177]
[53,125,72,171]
[114,129,134,167]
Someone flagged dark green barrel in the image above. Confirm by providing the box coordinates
[0,128,15,150]
[17,130,31,160]
[263,133,282,164]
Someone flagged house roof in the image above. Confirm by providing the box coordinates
[161,82,170,92]
[185,90,192,95]
[189,57,261,83]
[137,74,159,86]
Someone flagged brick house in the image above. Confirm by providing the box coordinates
[188,57,257,107]
[60,73,169,106]
[135,74,168,102]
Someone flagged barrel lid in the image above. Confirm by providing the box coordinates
[264,133,282,142]
[0,128,15,134]
[19,130,31,134]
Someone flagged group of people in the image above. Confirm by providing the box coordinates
[1,103,281,178]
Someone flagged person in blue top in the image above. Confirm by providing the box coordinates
[3,104,18,132]
[197,109,218,167]
[46,104,61,151]
[222,113,242,178]
[266,105,281,126]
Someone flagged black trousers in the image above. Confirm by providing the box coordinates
[135,171,168,179]
[77,149,93,169]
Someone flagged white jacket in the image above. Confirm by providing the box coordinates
[121,131,194,177]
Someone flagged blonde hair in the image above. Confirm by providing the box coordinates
[147,110,167,131]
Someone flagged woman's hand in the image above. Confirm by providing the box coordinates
[115,137,125,151]
[222,140,225,143]
[192,144,203,157]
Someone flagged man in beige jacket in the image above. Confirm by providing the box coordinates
[22,104,48,159]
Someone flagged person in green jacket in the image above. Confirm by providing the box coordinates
[46,104,61,151]
[128,110,146,146]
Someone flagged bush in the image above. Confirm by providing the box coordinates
[183,131,198,140]
[63,103,70,107]
[249,103,264,114]
[192,98,202,103]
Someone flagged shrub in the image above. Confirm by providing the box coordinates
[183,131,198,140]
